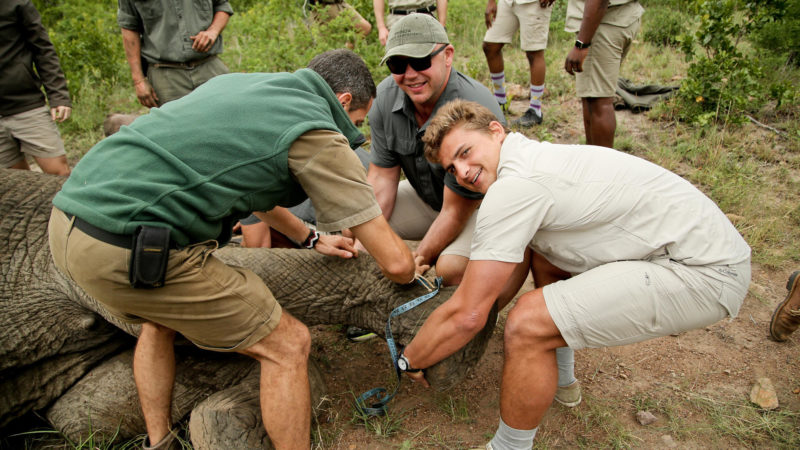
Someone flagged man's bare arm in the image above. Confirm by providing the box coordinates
[191,11,230,52]
[366,163,401,220]
[415,186,480,267]
[350,215,417,284]
[403,259,516,371]
[121,28,158,107]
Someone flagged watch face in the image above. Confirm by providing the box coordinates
[398,357,408,371]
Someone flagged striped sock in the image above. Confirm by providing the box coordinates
[529,84,544,117]
[491,71,506,105]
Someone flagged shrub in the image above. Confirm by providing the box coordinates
[642,8,687,47]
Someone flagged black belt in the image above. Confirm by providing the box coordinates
[151,55,215,70]
[66,213,178,249]
[390,5,436,15]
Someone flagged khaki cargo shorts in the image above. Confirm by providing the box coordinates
[543,256,750,350]
[387,180,476,258]
[483,1,553,51]
[575,18,641,98]
[48,207,282,352]
[0,105,65,167]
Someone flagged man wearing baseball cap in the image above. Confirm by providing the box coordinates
[366,13,581,405]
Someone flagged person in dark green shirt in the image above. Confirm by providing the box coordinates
[49,49,417,450]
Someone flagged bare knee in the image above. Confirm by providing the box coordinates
[243,314,311,366]
[435,254,468,286]
[504,290,561,352]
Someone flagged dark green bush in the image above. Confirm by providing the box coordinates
[642,8,687,47]
[750,0,799,65]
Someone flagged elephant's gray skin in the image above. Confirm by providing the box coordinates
[0,168,496,447]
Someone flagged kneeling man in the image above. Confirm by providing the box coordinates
[49,50,416,450]
[398,99,751,449]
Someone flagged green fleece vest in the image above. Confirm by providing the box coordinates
[53,69,362,246]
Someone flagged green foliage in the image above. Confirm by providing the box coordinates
[642,8,688,47]
[33,0,127,96]
[675,0,789,124]
[751,0,800,65]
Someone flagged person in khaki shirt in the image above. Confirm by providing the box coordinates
[49,50,418,450]
[563,0,644,148]
[398,100,750,450]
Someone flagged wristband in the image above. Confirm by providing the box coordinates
[302,229,320,249]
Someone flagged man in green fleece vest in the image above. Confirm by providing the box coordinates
[49,49,417,450]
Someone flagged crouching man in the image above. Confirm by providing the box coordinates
[398,99,750,450]
[48,49,417,450]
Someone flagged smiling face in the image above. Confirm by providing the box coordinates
[391,45,453,110]
[438,121,505,194]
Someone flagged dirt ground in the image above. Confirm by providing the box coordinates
[305,100,800,449]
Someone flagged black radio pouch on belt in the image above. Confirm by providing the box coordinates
[129,225,171,289]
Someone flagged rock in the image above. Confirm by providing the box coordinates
[636,410,658,425]
[750,378,779,410]
[661,434,678,448]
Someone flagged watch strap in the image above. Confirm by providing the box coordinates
[575,39,591,49]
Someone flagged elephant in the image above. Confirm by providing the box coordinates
[0,168,497,448]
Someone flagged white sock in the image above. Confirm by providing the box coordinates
[556,346,577,387]
[491,71,506,105]
[529,84,544,117]
[489,417,537,450]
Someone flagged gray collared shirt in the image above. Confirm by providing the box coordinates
[368,68,506,211]
[118,0,234,64]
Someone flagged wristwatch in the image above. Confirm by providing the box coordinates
[397,354,422,373]
[575,39,591,49]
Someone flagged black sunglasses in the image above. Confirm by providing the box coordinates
[386,44,447,75]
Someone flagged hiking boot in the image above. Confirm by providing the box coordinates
[511,108,543,127]
[554,380,582,407]
[345,325,377,342]
[769,271,800,342]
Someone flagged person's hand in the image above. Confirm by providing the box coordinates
[191,29,219,52]
[412,252,431,277]
[403,369,430,387]
[134,79,159,107]
[314,234,359,259]
[484,0,498,29]
[50,105,71,122]
[378,25,389,46]
[539,0,556,7]
[564,47,588,75]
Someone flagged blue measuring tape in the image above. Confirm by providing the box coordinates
[355,276,442,416]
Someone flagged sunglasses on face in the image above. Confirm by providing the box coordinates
[386,44,447,75]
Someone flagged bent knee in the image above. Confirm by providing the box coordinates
[504,290,559,348]
[435,254,468,286]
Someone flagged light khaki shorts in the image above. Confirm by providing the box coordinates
[543,256,750,350]
[483,1,553,51]
[0,105,65,167]
[575,18,641,98]
[388,180,476,258]
[48,207,281,352]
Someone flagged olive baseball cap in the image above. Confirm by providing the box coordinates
[380,14,450,65]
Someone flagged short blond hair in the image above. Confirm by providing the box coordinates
[423,99,508,163]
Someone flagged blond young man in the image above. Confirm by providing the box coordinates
[398,99,750,450]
